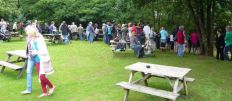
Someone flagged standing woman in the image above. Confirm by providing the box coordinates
[121,24,128,42]
[177,25,185,57]
[25,25,55,97]
[86,22,95,43]
[94,23,99,41]
[102,23,107,44]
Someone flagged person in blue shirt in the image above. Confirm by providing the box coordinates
[106,22,112,45]
[160,27,168,51]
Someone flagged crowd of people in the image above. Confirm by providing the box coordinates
[1,18,232,60]
[0,16,231,98]
[101,22,201,58]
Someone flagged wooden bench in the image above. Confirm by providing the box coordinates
[10,32,23,40]
[110,45,117,51]
[0,61,23,78]
[117,82,180,101]
[43,34,63,44]
[110,40,127,52]
[10,32,19,37]
[184,77,195,82]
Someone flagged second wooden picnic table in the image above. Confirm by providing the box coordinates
[117,62,195,101]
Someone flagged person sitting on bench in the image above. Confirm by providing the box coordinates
[130,32,144,58]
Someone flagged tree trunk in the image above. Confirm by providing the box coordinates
[185,0,215,56]
[151,2,156,28]
[206,0,214,56]
[185,0,206,55]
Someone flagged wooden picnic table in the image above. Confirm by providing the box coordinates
[116,62,194,101]
[0,50,27,79]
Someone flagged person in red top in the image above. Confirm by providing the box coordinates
[177,25,185,57]
[190,31,199,54]
[132,23,137,36]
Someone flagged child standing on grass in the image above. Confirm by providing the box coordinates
[22,25,55,97]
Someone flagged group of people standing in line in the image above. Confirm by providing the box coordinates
[44,21,102,44]
[23,20,231,60]
[108,22,231,60]
[44,21,83,44]
[2,18,232,60]
[100,21,202,58]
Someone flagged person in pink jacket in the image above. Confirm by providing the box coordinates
[190,31,199,54]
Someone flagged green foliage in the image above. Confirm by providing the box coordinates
[1,0,232,33]
[0,0,20,22]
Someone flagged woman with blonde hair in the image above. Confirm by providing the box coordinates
[22,25,55,97]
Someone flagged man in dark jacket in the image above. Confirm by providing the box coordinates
[215,30,225,60]
[60,21,70,44]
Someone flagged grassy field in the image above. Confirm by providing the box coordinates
[0,39,232,101]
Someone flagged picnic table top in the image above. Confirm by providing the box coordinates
[43,34,62,36]
[6,50,27,59]
[125,62,191,79]
[110,40,127,44]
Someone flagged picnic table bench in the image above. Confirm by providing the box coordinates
[0,50,27,79]
[10,32,23,40]
[43,34,63,44]
[116,62,195,101]
[110,40,127,52]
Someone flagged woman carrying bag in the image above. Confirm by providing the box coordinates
[25,25,55,97]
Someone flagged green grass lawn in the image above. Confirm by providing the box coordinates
[0,39,232,101]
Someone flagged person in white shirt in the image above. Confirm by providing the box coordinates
[128,23,133,42]
[94,23,99,40]
[143,24,151,40]
[170,33,174,50]
[13,22,17,32]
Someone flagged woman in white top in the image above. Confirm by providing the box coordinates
[128,23,133,42]
[13,22,17,32]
